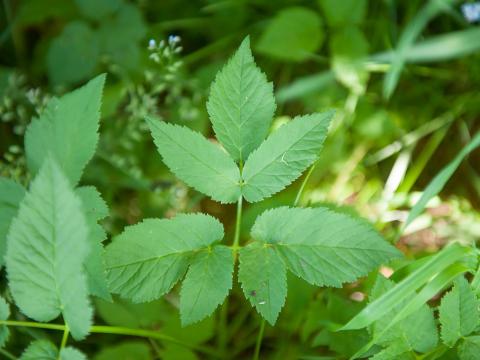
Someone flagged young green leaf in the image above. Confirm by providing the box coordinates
[206,37,276,162]
[24,74,105,185]
[180,245,233,326]
[241,112,333,202]
[458,336,480,360]
[146,118,241,203]
[238,242,287,325]
[106,213,224,303]
[77,186,111,301]
[20,340,86,360]
[0,178,25,268]
[6,157,92,339]
[0,295,10,348]
[251,207,400,287]
[439,277,480,347]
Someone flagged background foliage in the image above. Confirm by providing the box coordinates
[1,0,480,359]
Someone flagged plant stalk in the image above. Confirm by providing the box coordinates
[252,163,317,359]
[253,318,265,360]
[0,321,220,357]
[58,325,69,357]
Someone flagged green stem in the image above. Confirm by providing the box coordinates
[252,319,265,360]
[217,296,229,355]
[0,321,220,358]
[232,194,243,255]
[294,163,316,207]
[58,326,69,357]
[252,161,319,359]
[252,165,315,359]
[218,194,244,353]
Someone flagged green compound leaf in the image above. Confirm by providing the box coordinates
[0,295,10,348]
[180,245,233,326]
[147,118,241,203]
[206,37,276,162]
[458,336,480,360]
[0,178,25,268]
[77,186,111,301]
[257,7,324,62]
[6,158,92,339]
[238,242,287,325]
[46,21,100,86]
[241,112,333,203]
[369,276,438,353]
[20,340,86,360]
[251,207,401,287]
[106,213,224,303]
[439,277,480,347]
[25,74,105,185]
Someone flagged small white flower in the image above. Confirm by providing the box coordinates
[461,2,480,22]
[148,39,156,49]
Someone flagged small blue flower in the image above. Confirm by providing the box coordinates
[461,2,480,22]
[148,39,156,49]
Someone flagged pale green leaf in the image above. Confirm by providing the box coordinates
[106,213,224,303]
[458,336,480,360]
[20,340,57,360]
[257,7,324,62]
[251,207,400,287]
[180,245,233,326]
[439,277,480,347]
[93,341,152,360]
[370,276,438,353]
[25,74,105,185]
[77,186,111,301]
[206,37,276,162]
[405,132,480,228]
[242,112,333,202]
[146,118,241,203]
[46,21,100,86]
[6,158,92,339]
[0,178,25,268]
[238,242,287,325]
[0,295,10,348]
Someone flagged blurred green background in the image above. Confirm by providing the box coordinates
[1,0,480,358]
